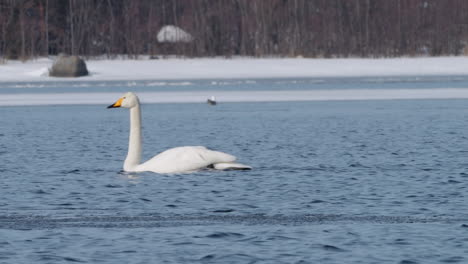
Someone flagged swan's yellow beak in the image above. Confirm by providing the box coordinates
[107,97,123,108]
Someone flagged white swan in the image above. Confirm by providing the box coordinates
[107,92,251,173]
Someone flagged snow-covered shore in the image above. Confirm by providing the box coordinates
[3,56,468,106]
[2,56,468,82]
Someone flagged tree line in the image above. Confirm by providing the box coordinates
[2,0,468,60]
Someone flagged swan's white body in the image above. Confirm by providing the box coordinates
[108,92,251,173]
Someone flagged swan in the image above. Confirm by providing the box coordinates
[107,92,251,173]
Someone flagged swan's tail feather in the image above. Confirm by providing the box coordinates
[212,162,252,171]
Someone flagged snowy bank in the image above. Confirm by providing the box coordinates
[2,57,468,82]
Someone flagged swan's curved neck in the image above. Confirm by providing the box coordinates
[124,104,142,171]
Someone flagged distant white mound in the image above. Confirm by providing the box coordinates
[157,25,193,43]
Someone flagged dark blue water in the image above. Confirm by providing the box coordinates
[2,77,468,263]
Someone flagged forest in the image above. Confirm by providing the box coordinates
[2,0,468,60]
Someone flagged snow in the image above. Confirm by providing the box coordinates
[2,56,468,82]
[3,56,468,106]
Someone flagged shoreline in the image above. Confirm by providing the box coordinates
[2,56,468,83]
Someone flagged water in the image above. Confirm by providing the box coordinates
[2,77,468,263]
[2,75,468,94]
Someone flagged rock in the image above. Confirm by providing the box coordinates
[49,54,89,77]
[207,96,217,105]
[157,25,193,43]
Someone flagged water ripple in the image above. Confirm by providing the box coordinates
[0,214,465,230]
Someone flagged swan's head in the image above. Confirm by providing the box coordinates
[107,92,140,109]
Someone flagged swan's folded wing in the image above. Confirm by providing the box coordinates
[138,146,237,173]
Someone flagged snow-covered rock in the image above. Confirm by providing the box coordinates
[157,25,193,43]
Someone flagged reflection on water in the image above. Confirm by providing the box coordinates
[120,172,141,184]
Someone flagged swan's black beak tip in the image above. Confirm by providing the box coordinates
[107,98,123,109]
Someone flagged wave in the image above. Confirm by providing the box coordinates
[0,213,463,229]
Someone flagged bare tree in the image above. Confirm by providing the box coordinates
[2,0,468,60]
